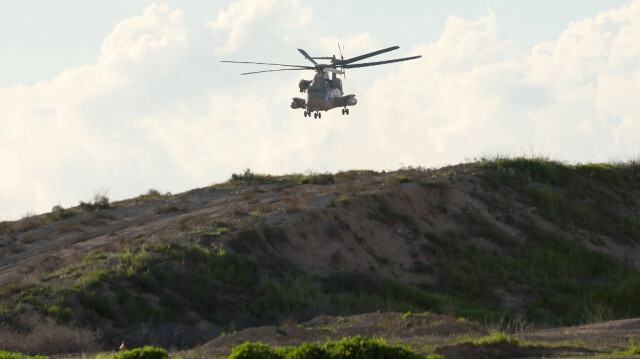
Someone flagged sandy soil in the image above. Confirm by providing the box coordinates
[187,312,640,358]
[2,166,640,358]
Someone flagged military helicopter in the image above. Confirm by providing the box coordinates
[221,45,421,118]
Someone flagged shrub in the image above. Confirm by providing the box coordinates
[0,318,98,356]
[79,189,111,212]
[300,173,335,185]
[0,351,48,359]
[227,337,423,359]
[481,157,570,186]
[282,343,327,359]
[227,342,280,359]
[472,332,521,346]
[136,189,170,203]
[111,346,168,359]
[324,336,421,359]
[613,343,640,356]
[385,174,412,186]
[14,213,43,232]
[50,205,75,221]
[93,190,110,209]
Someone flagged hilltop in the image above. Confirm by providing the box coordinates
[1,158,640,357]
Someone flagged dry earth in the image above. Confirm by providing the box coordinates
[2,163,640,358]
[2,164,639,294]
[185,312,640,358]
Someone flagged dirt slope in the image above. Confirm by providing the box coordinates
[189,312,640,358]
[1,159,640,357]
[2,162,639,289]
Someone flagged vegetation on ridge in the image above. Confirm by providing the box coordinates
[227,336,431,359]
[1,156,640,356]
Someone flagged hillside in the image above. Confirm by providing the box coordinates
[1,158,640,357]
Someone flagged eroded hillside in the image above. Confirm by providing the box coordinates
[1,158,640,355]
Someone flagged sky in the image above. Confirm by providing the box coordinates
[1,0,639,220]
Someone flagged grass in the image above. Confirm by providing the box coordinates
[368,197,420,240]
[7,158,640,334]
[0,351,48,359]
[4,241,324,330]
[5,239,470,341]
[227,336,428,359]
[0,346,170,359]
[320,273,463,318]
[3,156,640,355]
[385,174,413,186]
[470,332,521,346]
[613,342,640,356]
[213,168,336,189]
[358,157,638,325]
[192,224,230,238]
[78,190,111,212]
[422,218,640,325]
[105,346,168,359]
[480,157,640,243]
[135,189,171,204]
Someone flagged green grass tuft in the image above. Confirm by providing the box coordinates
[228,337,424,359]
[111,346,168,359]
[0,351,48,359]
[471,332,521,346]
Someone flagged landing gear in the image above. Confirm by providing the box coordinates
[341,108,350,115]
[303,110,320,118]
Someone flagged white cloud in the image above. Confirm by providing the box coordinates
[527,0,640,158]
[0,3,189,218]
[319,33,380,58]
[99,3,187,75]
[355,12,525,167]
[358,1,640,167]
[208,0,312,55]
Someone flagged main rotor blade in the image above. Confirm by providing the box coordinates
[239,68,311,75]
[342,55,422,69]
[221,60,311,69]
[336,46,399,65]
[297,49,318,66]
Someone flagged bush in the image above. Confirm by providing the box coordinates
[227,337,422,359]
[385,174,412,186]
[112,346,168,359]
[0,351,47,359]
[283,343,327,359]
[613,343,640,356]
[50,205,75,221]
[472,332,520,345]
[136,189,169,203]
[300,173,335,185]
[324,337,421,359]
[79,190,111,212]
[228,342,281,359]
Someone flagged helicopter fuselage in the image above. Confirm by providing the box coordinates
[291,72,357,117]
